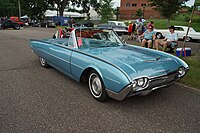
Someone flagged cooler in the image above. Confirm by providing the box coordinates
[176,48,191,57]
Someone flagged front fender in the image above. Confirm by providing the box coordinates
[71,51,131,93]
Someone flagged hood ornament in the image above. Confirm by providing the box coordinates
[156,57,161,61]
[144,57,161,62]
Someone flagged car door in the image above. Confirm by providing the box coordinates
[48,44,72,76]
[48,35,76,76]
[175,27,185,39]
[3,20,13,28]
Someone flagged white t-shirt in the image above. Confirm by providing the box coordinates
[166,33,178,42]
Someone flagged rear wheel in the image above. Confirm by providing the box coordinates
[183,36,192,42]
[14,24,20,30]
[88,70,108,102]
[39,57,49,68]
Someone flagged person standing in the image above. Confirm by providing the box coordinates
[132,22,136,40]
[136,18,144,35]
[127,21,133,40]
[68,17,75,28]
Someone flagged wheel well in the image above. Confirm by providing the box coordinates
[80,67,96,83]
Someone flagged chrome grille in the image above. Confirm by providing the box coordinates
[148,72,178,89]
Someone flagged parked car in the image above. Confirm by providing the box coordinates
[40,19,56,28]
[0,19,20,30]
[155,26,200,42]
[97,21,128,36]
[10,16,24,27]
[75,22,94,27]
[29,20,40,27]
[29,28,189,101]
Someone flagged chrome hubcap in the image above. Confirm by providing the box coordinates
[184,36,190,41]
[89,73,102,98]
[40,57,46,66]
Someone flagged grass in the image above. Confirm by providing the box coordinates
[148,19,200,32]
[179,56,200,89]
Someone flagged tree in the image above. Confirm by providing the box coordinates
[22,0,53,19]
[0,0,52,19]
[0,0,18,17]
[78,0,100,20]
[148,0,189,26]
[99,0,113,22]
[49,0,100,19]
[136,8,143,17]
[48,0,71,16]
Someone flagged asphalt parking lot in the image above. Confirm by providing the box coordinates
[0,27,200,132]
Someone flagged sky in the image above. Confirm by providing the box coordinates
[113,0,196,7]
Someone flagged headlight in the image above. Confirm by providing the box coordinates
[132,80,137,88]
[178,67,186,78]
[138,78,144,86]
[132,77,149,91]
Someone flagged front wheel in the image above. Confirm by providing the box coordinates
[88,71,108,102]
[14,24,20,30]
[183,36,192,42]
[39,57,49,68]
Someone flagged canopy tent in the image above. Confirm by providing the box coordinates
[20,15,29,19]
[44,10,57,17]
[44,10,82,17]
[63,11,82,17]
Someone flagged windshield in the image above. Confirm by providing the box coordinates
[189,28,196,32]
[75,28,123,49]
[118,22,126,26]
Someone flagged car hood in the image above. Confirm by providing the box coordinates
[81,45,181,79]
[188,31,200,35]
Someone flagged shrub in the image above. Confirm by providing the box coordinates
[192,15,200,23]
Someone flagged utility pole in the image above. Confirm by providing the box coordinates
[180,0,198,56]
[18,0,21,18]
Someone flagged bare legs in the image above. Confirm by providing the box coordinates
[155,39,168,51]
[141,39,153,48]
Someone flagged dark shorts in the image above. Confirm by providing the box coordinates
[144,38,153,42]
[128,32,132,35]
[167,41,177,48]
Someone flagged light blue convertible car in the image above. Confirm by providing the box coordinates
[30,28,189,101]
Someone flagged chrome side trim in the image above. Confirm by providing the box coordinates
[40,49,70,64]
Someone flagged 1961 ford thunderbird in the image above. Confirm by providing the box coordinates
[30,28,189,101]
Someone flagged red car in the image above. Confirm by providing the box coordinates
[10,16,24,27]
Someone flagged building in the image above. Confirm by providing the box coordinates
[119,0,161,19]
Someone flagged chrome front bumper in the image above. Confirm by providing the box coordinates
[106,72,178,101]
